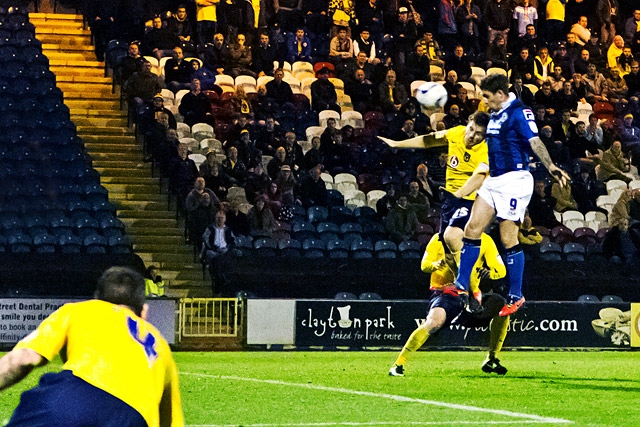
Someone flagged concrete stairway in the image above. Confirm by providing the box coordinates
[30,13,209,297]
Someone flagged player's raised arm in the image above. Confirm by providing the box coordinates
[529,136,571,187]
[379,130,448,149]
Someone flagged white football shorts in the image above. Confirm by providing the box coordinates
[476,170,533,223]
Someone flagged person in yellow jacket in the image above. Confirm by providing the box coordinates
[145,265,166,297]
[389,232,509,377]
[0,267,183,427]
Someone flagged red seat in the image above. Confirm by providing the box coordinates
[592,101,614,121]
[313,61,335,77]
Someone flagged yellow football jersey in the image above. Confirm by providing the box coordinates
[421,233,506,293]
[444,125,489,200]
[15,300,183,427]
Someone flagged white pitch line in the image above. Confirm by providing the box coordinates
[189,422,563,427]
[181,372,573,425]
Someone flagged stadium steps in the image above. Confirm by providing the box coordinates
[31,13,209,298]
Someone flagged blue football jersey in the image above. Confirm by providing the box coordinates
[485,94,538,177]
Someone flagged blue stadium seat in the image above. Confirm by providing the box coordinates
[326,239,349,259]
[398,240,423,259]
[253,237,278,257]
[359,292,382,300]
[235,235,254,256]
[7,232,32,253]
[334,292,357,300]
[84,234,107,254]
[108,235,133,254]
[57,234,83,254]
[32,232,57,253]
[577,294,599,303]
[539,241,562,261]
[350,239,373,259]
[563,242,585,262]
[278,238,302,257]
[307,205,329,224]
[302,238,325,258]
[601,295,623,303]
[292,220,316,241]
[374,240,397,258]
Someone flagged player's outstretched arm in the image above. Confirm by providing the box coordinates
[529,136,571,187]
[379,130,448,149]
[452,167,489,199]
[0,348,44,391]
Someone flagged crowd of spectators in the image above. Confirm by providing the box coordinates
[88,0,640,281]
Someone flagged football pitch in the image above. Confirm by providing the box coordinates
[2,350,639,426]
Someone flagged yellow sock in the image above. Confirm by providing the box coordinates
[395,328,429,366]
[488,315,509,359]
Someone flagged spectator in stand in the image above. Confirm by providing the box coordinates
[186,176,220,244]
[539,124,571,169]
[583,62,607,104]
[513,0,538,38]
[604,188,640,264]
[165,46,192,93]
[557,80,580,114]
[196,0,220,48]
[437,0,458,55]
[123,60,164,119]
[267,146,288,180]
[378,69,408,115]
[606,35,625,69]
[551,172,579,212]
[353,27,380,65]
[585,33,607,69]
[286,28,313,64]
[329,26,354,78]
[222,146,248,185]
[385,195,419,244]
[170,144,200,202]
[247,196,276,237]
[552,43,573,79]
[445,45,472,83]
[620,113,640,161]
[604,67,628,106]
[144,265,165,297]
[418,31,445,68]
[402,100,432,133]
[548,64,566,92]
[572,166,608,215]
[518,212,543,253]
[244,164,272,205]
[573,49,591,75]
[552,109,575,145]
[597,140,632,183]
[200,154,231,200]
[455,0,482,61]
[190,59,219,92]
[625,61,640,100]
[201,209,239,296]
[276,0,303,32]
[405,180,431,223]
[225,199,250,236]
[597,0,619,46]
[178,78,211,127]
[544,0,567,46]
[167,5,193,47]
[391,6,418,68]
[570,15,590,46]
[484,0,511,46]
[617,46,635,77]
[585,114,604,149]
[535,104,559,130]
[228,33,255,78]
[404,43,431,83]
[483,34,509,70]
[510,46,536,85]
[565,33,582,66]
[142,93,177,131]
[203,33,230,73]
[299,164,328,208]
[519,24,542,58]
[283,131,304,174]
[355,1,384,53]
[276,165,300,206]
[302,136,324,171]
[253,32,279,77]
[256,116,284,156]
[143,15,177,59]
[534,81,560,117]
[510,76,535,108]
[116,42,144,87]
[265,68,296,119]
[86,0,117,61]
[414,163,440,206]
[624,9,640,45]
[528,180,562,229]
[344,51,376,86]
[534,46,554,86]
[442,104,466,129]
[345,68,378,113]
[311,67,341,113]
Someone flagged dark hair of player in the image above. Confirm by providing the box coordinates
[94,267,146,316]
[479,74,509,95]
[470,111,490,128]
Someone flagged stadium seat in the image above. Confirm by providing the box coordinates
[563,242,585,261]
[350,239,373,258]
[235,235,254,256]
[538,241,562,261]
[307,205,329,224]
[573,227,597,247]
[326,239,349,259]
[335,291,357,300]
[551,225,574,245]
[577,294,599,303]
[83,234,107,254]
[253,237,278,257]
[601,295,623,303]
[330,205,353,225]
[278,238,302,257]
[108,235,133,254]
[359,292,382,300]
[398,240,423,259]
[374,240,397,258]
[340,222,363,243]
[292,221,316,241]
[57,234,83,254]
[302,238,325,258]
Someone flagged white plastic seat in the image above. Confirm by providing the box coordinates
[606,179,628,194]
[341,110,363,128]
[160,88,174,106]
[176,122,191,138]
[328,77,344,91]
[561,210,584,222]
[215,74,235,88]
[188,153,207,169]
[321,173,334,185]
[366,190,386,210]
[471,66,486,83]
[486,67,507,76]
[410,80,428,97]
[261,155,273,170]
[459,81,476,99]
[319,110,341,128]
[629,180,640,190]
[343,189,366,208]
[430,65,444,81]
[256,75,274,87]
[301,77,317,90]
[283,75,301,89]
[585,210,607,223]
[235,75,257,91]
[292,70,316,82]
[553,211,562,222]
[174,89,190,106]
[564,219,586,232]
[430,112,445,129]
[334,172,357,187]
[179,137,199,152]
[305,126,324,144]
[158,57,171,77]
[201,138,223,154]
[292,61,313,74]
[227,186,247,201]
[191,123,215,142]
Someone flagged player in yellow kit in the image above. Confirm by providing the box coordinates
[0,267,184,427]
[389,232,509,377]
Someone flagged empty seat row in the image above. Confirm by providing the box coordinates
[0,232,132,255]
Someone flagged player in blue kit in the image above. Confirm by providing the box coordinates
[454,74,570,317]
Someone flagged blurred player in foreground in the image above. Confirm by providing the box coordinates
[0,266,184,427]
[454,74,570,316]
[389,231,508,377]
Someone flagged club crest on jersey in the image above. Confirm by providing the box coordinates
[464,152,470,162]
[487,112,508,134]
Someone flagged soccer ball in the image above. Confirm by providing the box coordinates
[415,82,448,108]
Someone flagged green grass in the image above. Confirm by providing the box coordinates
[2,351,639,426]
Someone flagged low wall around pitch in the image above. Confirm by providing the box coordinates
[247,299,637,350]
